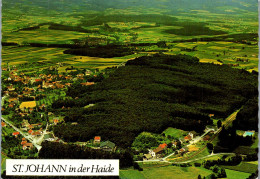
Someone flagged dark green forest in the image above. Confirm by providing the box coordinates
[51,54,257,148]
[234,97,258,131]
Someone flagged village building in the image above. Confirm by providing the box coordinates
[184,132,196,142]
[94,136,101,144]
[53,119,59,125]
[12,131,20,138]
[28,129,33,134]
[153,143,167,156]
[31,131,42,137]
[23,143,33,150]
[148,149,156,157]
[1,122,6,127]
[208,114,215,118]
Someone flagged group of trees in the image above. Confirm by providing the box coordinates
[215,126,255,153]
[233,97,258,131]
[52,54,258,148]
[63,45,133,58]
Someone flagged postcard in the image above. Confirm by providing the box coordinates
[1,0,258,178]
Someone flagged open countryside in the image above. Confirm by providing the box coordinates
[1,0,258,178]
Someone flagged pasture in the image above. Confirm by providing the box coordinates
[120,169,146,179]
[162,127,188,139]
[225,169,251,179]
[222,161,258,174]
[3,26,87,44]
[140,165,212,179]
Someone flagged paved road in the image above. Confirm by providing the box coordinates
[1,117,42,151]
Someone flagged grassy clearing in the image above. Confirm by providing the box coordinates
[222,162,258,173]
[120,169,146,179]
[162,127,188,138]
[140,166,212,179]
[246,161,258,165]
[225,169,251,179]
[233,146,257,155]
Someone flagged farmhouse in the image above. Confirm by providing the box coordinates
[12,131,20,138]
[153,143,167,155]
[184,132,196,142]
[94,136,101,144]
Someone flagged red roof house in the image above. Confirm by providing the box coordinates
[1,122,6,127]
[28,129,33,134]
[153,143,168,154]
[94,136,101,144]
[12,131,20,137]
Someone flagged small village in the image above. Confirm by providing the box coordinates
[1,63,117,157]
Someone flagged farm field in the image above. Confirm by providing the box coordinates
[120,169,146,179]
[140,165,212,179]
[2,46,137,71]
[225,169,251,179]
[2,27,87,44]
[121,163,213,179]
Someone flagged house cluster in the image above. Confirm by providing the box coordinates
[93,136,116,152]
[2,64,99,119]
[21,120,43,137]
[144,131,199,160]
[144,143,168,160]
[21,138,33,150]
[184,132,196,142]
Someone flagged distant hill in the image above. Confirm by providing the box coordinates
[3,0,258,14]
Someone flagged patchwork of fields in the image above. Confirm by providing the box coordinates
[120,165,212,179]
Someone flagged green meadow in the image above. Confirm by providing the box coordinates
[225,169,251,179]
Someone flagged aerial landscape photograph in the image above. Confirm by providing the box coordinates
[0,0,259,178]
